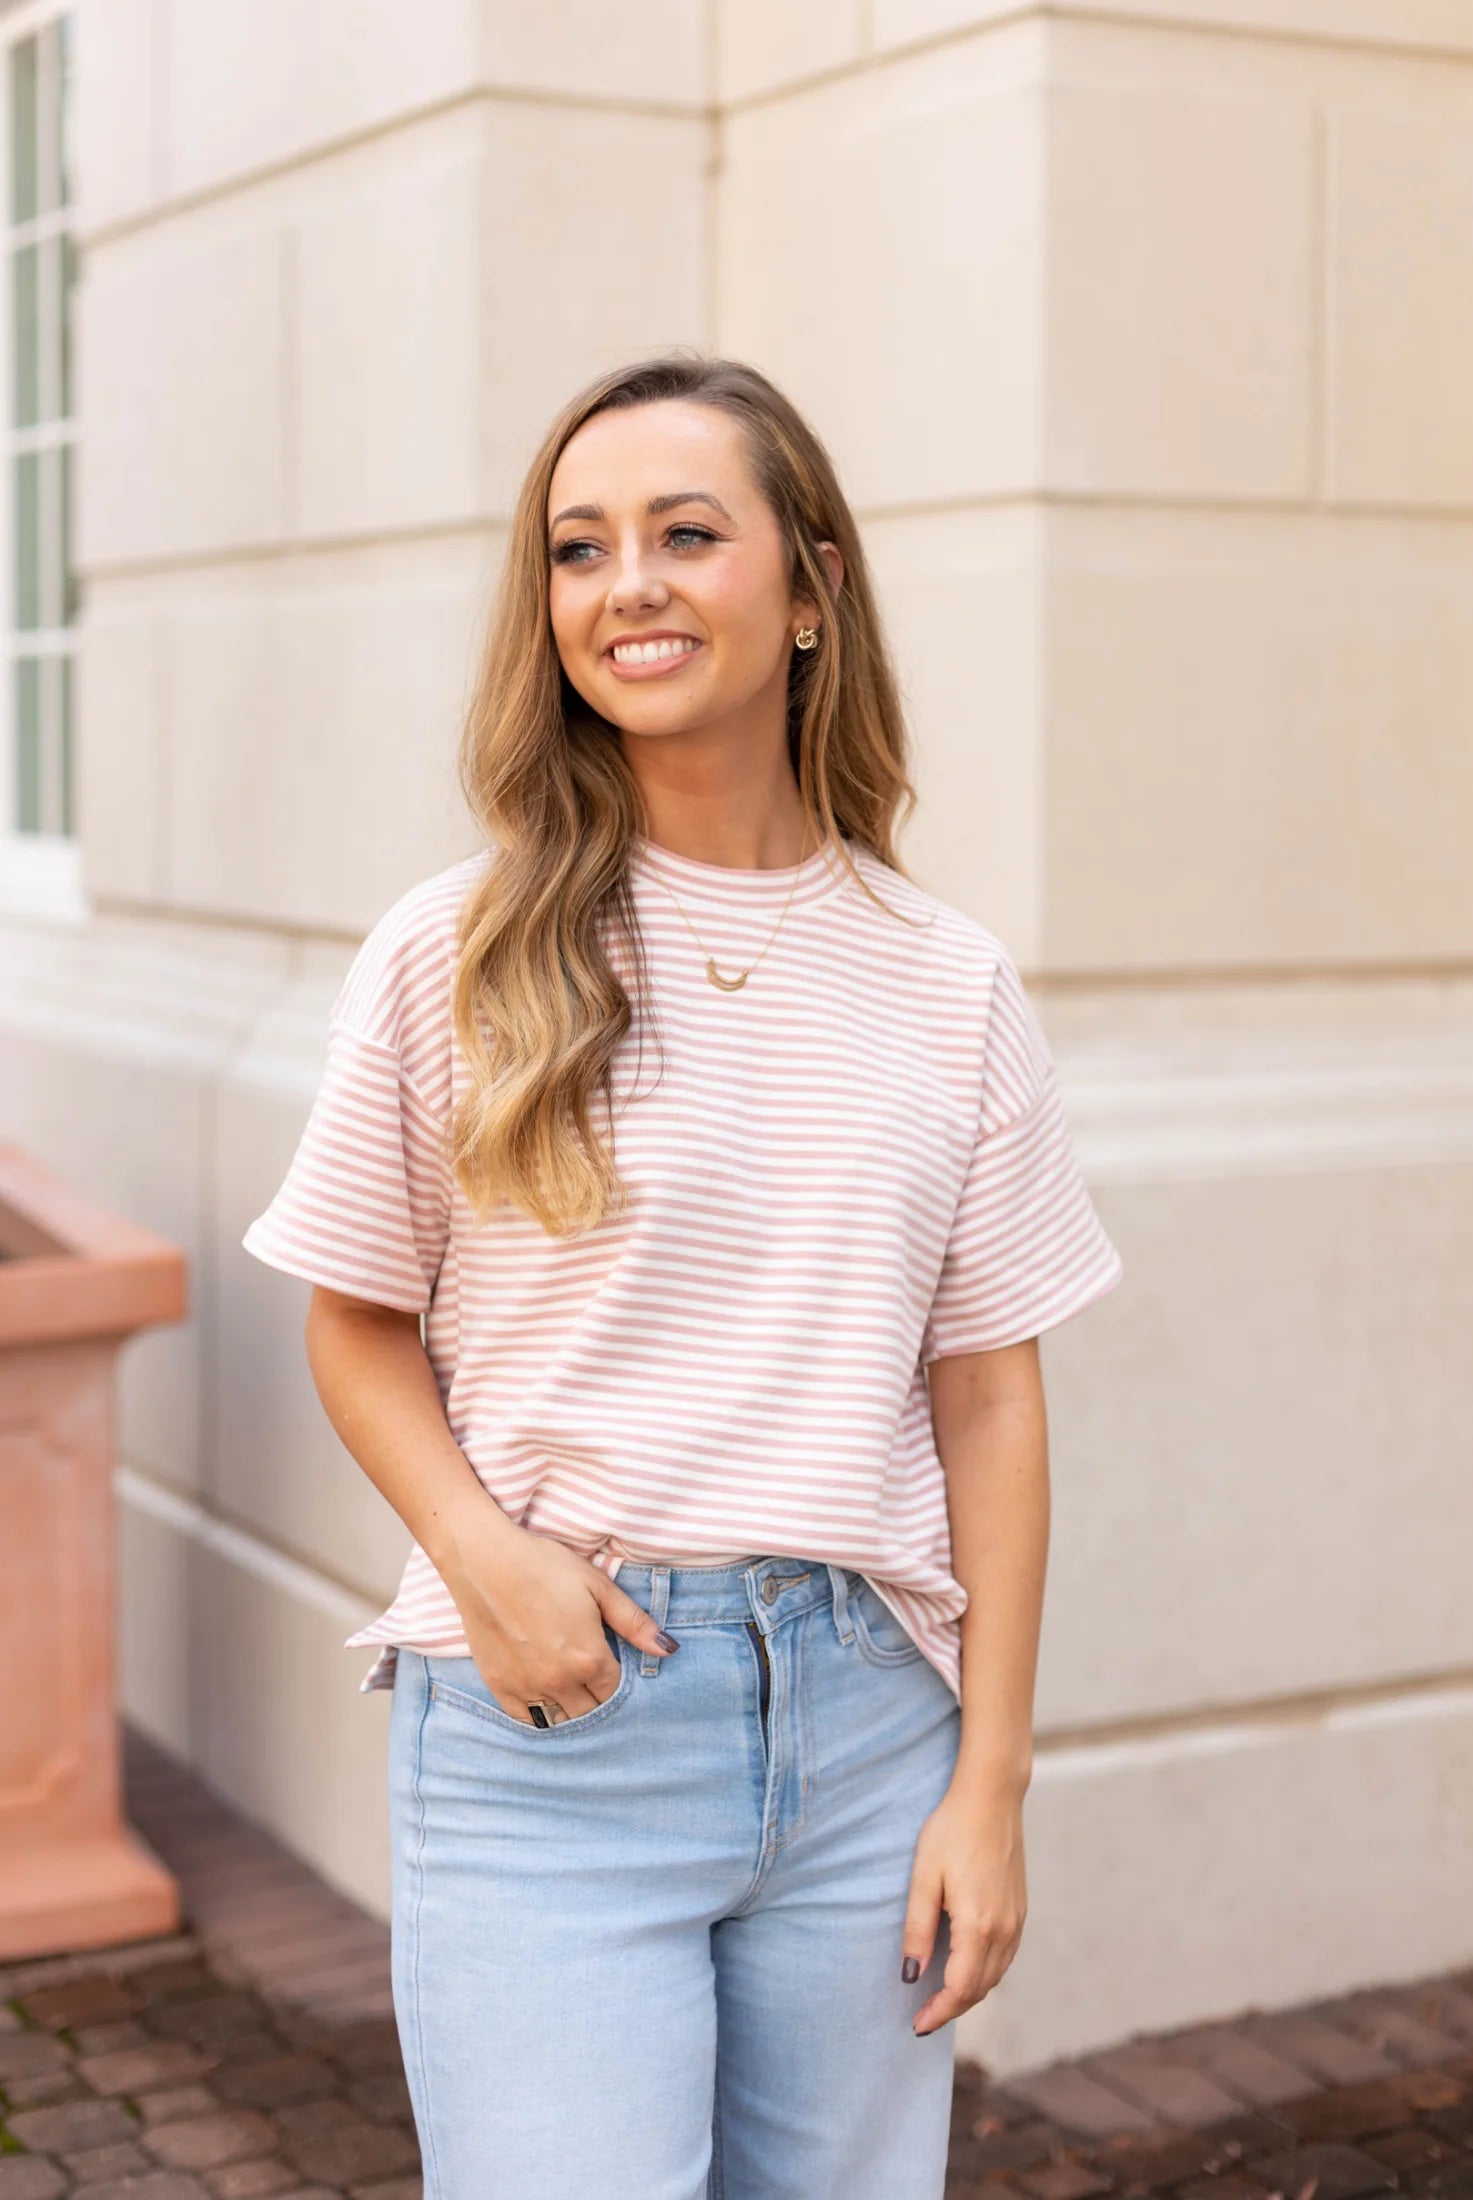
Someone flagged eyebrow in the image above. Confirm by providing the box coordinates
[547,490,735,533]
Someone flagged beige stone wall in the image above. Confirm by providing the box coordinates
[0,0,1468,2071]
[41,0,710,1928]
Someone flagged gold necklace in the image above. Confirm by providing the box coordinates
[638,831,817,991]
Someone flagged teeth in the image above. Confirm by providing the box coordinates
[612,637,700,664]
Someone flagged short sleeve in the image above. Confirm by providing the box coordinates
[920,948,1123,1364]
[241,879,460,1315]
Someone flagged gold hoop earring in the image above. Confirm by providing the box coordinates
[794,626,820,651]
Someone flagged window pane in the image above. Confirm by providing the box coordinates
[36,233,63,422]
[37,23,59,216]
[39,444,62,625]
[61,439,77,624]
[40,651,63,829]
[14,450,40,626]
[56,16,74,212]
[12,243,38,426]
[59,650,73,834]
[60,228,75,416]
[10,35,37,224]
[14,657,41,831]
[8,26,79,845]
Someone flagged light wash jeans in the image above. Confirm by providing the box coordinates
[387,1554,964,2199]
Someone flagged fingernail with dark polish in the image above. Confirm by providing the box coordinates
[902,1955,920,1983]
[655,1630,681,1652]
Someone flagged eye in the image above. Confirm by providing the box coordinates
[549,523,720,566]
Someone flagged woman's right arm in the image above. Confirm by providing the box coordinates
[303,1284,677,1719]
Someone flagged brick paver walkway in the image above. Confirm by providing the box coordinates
[0,1729,1467,2198]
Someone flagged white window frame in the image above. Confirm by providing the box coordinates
[0,0,83,926]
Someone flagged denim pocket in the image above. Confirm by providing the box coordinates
[426,1627,633,1736]
[848,1577,925,1667]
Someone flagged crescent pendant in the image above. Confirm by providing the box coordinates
[706,959,748,992]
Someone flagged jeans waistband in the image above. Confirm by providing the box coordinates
[611,1553,861,1641]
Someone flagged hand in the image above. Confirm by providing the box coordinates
[437,1504,679,1726]
[901,1780,1028,2035]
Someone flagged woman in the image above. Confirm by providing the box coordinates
[243,350,1123,2200]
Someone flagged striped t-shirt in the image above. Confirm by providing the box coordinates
[242,834,1124,1701]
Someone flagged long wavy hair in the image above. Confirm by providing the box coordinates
[450,349,922,1238]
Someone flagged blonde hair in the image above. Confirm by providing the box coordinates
[451,349,921,1237]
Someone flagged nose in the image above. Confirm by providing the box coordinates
[605,535,671,615]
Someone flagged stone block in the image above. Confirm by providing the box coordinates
[1046,78,1314,499]
[1326,101,1473,508]
[81,223,286,566]
[719,29,1046,509]
[294,152,481,540]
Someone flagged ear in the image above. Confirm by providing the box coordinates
[794,538,845,625]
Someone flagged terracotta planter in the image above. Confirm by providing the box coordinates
[0,1144,187,1959]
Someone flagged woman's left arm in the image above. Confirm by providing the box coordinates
[903,1337,1050,2036]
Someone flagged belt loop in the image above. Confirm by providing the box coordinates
[828,1563,856,1646]
[641,1566,672,1677]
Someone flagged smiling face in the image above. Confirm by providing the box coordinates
[546,399,831,748]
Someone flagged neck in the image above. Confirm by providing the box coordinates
[632,803,817,875]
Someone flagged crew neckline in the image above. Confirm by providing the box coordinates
[630,831,855,910]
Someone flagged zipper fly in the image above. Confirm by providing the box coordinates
[746,1619,771,1730]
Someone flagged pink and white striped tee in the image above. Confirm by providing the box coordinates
[242,834,1123,1702]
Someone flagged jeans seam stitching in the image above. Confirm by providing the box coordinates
[851,1597,924,1668]
[709,2044,728,2200]
[428,1670,629,1734]
[409,1667,441,2200]
[771,1613,815,1852]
